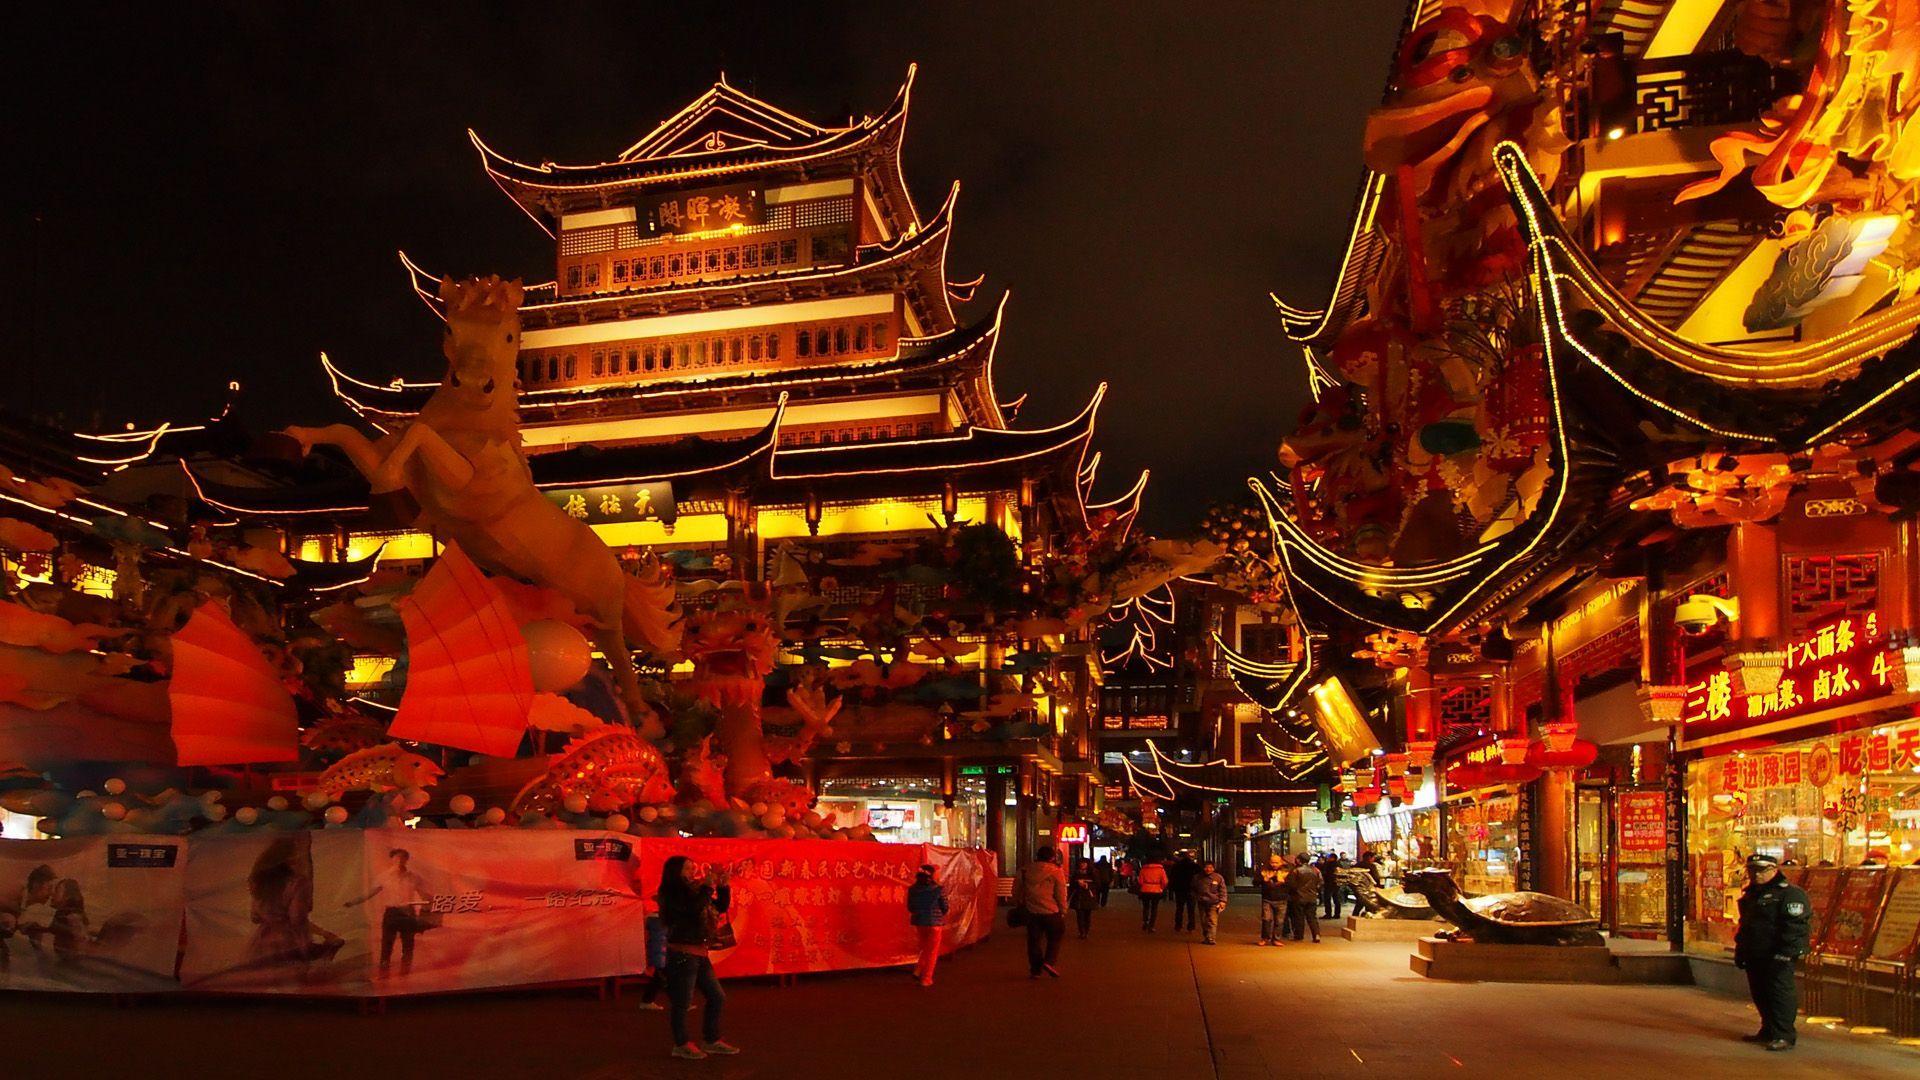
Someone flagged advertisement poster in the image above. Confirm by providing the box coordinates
[1799,867,1844,951]
[1820,869,1890,959]
[0,835,184,992]
[635,837,928,978]
[345,828,648,996]
[1870,868,1920,962]
[1617,792,1666,859]
[180,830,368,994]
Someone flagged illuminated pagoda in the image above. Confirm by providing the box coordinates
[125,70,1123,872]
[1256,0,1920,970]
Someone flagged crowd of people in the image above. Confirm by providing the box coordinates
[634,845,1378,1061]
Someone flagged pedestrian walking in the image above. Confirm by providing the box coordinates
[1256,854,1289,946]
[1169,851,1199,932]
[1092,857,1114,908]
[1136,857,1169,931]
[1069,859,1098,939]
[656,855,741,1060]
[1286,853,1322,942]
[1356,849,1382,885]
[1017,845,1068,978]
[1733,853,1811,1051]
[1193,859,1228,945]
[906,863,949,987]
[1318,853,1342,920]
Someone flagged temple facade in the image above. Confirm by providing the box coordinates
[113,72,1127,873]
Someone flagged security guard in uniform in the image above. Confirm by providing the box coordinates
[1732,853,1812,1051]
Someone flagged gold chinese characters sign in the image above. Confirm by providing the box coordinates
[545,482,676,526]
[649,184,764,237]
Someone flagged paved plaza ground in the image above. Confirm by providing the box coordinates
[4,897,1917,1079]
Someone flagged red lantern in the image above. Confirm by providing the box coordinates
[1446,762,1501,789]
[1527,738,1598,771]
[1386,775,1412,801]
[1382,752,1409,779]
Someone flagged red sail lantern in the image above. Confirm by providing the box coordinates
[387,543,535,758]
[168,602,299,766]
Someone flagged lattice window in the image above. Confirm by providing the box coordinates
[1437,683,1492,734]
[1785,553,1879,631]
[790,197,854,229]
[559,226,619,256]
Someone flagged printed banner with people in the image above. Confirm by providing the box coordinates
[0,832,994,995]
[0,834,186,993]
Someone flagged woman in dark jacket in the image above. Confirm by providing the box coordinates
[656,855,739,1060]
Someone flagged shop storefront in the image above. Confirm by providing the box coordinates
[816,776,989,848]
[1355,774,1441,881]
[1684,715,1920,954]
[1445,793,1524,895]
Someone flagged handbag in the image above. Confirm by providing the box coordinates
[703,903,737,950]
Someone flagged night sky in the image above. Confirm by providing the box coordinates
[6,3,1405,532]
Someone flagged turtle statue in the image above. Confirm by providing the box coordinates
[1339,868,1434,919]
[1398,868,1603,946]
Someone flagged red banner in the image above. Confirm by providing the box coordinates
[632,837,994,978]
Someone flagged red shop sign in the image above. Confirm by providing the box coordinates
[1617,791,1666,855]
[1682,613,1899,737]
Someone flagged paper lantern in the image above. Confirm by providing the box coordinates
[168,603,299,766]
[1498,736,1532,766]
[1541,720,1580,754]
[1527,738,1598,771]
[1446,762,1502,789]
[387,544,535,758]
[1405,739,1437,768]
[522,619,592,692]
[1382,752,1408,779]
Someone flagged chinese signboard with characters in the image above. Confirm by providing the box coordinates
[1683,612,1900,736]
[548,481,676,527]
[1618,791,1666,857]
[648,184,764,236]
[635,836,995,978]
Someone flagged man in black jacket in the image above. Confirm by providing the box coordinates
[1733,853,1813,1051]
[1168,852,1200,933]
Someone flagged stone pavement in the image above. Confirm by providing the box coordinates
[3,897,1917,1079]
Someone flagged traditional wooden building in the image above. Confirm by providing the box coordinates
[1255,0,1920,998]
[98,72,1120,874]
